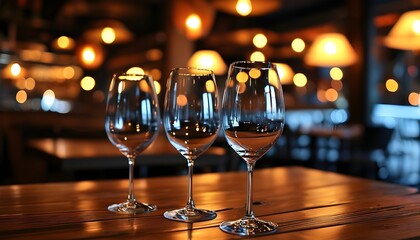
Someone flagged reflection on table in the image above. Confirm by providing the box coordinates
[1,166,419,239]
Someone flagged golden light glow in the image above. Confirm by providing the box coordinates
[385,79,398,92]
[317,89,327,102]
[249,68,261,79]
[81,76,96,91]
[187,50,227,75]
[331,79,343,91]
[126,67,145,75]
[253,33,267,48]
[56,36,75,49]
[291,38,305,53]
[205,80,215,93]
[385,10,420,50]
[146,49,163,61]
[139,80,151,93]
[238,83,247,94]
[268,69,280,89]
[275,63,294,84]
[25,77,35,90]
[250,51,265,62]
[11,63,21,77]
[325,88,338,102]
[82,47,95,64]
[63,66,75,80]
[101,27,116,44]
[186,14,202,30]
[304,33,357,67]
[330,67,343,80]
[293,73,307,87]
[236,0,252,16]
[16,90,27,104]
[408,92,420,105]
[150,68,162,81]
[236,71,249,83]
[153,81,161,94]
[177,94,188,107]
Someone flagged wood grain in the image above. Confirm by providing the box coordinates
[0,166,419,239]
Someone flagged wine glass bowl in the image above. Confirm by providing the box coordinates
[105,72,160,214]
[219,61,285,235]
[163,67,220,222]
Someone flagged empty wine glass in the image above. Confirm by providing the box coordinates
[163,67,220,222]
[105,72,160,214]
[219,61,285,235]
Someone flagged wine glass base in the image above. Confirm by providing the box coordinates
[164,207,217,222]
[219,217,278,236]
[108,201,157,214]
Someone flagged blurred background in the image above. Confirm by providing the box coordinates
[1,0,420,186]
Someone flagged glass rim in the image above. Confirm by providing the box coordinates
[113,72,152,81]
[229,61,276,70]
[171,67,215,76]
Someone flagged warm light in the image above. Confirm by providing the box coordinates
[187,50,227,75]
[291,38,305,52]
[236,0,252,16]
[249,68,261,79]
[330,67,343,80]
[126,67,145,75]
[275,63,294,84]
[81,76,96,91]
[408,92,420,105]
[139,80,151,93]
[16,90,27,104]
[325,88,339,102]
[149,68,162,81]
[177,94,188,107]
[154,81,161,94]
[146,49,163,61]
[83,20,133,44]
[253,33,267,48]
[317,89,327,102]
[186,13,201,30]
[236,71,249,83]
[25,77,35,90]
[385,79,398,92]
[293,73,307,87]
[268,69,280,89]
[205,80,215,93]
[250,51,265,62]
[331,80,343,90]
[101,27,116,44]
[385,10,420,50]
[304,33,357,67]
[11,63,21,77]
[63,66,75,79]
[78,44,104,69]
[82,47,95,64]
[56,36,75,50]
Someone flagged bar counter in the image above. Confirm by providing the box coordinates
[1,166,419,239]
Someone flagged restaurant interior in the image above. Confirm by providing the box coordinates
[0,0,419,187]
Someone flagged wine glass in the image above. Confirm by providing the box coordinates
[219,61,285,236]
[163,67,220,222]
[104,72,160,214]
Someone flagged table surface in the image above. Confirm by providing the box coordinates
[1,166,419,239]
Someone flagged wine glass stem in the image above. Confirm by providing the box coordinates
[245,163,255,218]
[127,156,136,204]
[186,159,195,210]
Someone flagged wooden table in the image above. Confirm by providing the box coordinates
[1,166,419,239]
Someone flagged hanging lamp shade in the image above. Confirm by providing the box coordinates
[187,50,227,75]
[384,10,420,50]
[304,33,357,67]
